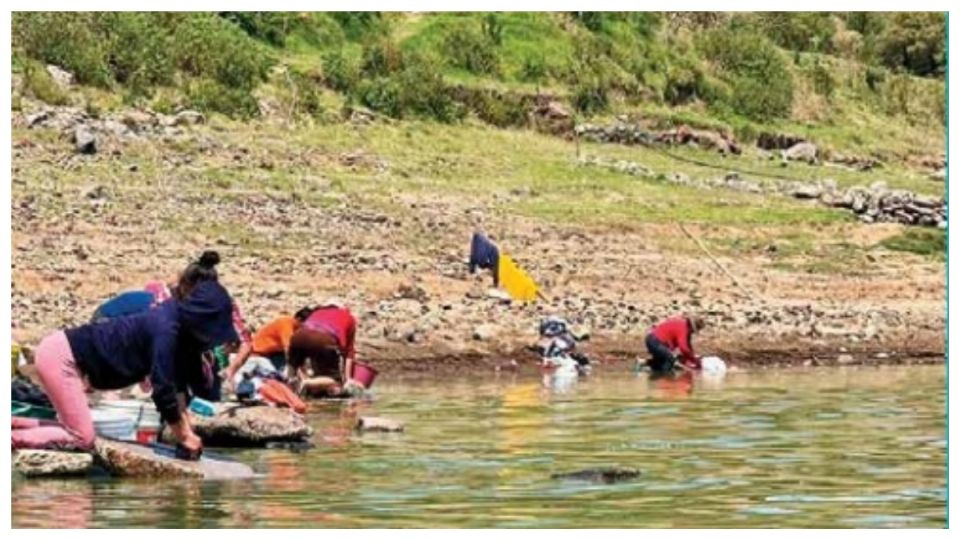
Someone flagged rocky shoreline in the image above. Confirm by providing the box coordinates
[11,99,944,377]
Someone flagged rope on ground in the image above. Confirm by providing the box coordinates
[676,222,755,300]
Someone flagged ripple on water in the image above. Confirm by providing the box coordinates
[741,506,800,516]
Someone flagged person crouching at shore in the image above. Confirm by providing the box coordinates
[645,315,705,374]
[287,299,362,397]
[222,306,316,391]
[12,281,239,458]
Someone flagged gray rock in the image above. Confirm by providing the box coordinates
[551,467,641,483]
[45,65,74,88]
[173,110,205,126]
[473,323,498,341]
[356,416,405,432]
[782,142,819,164]
[791,184,822,199]
[26,110,50,128]
[73,126,97,154]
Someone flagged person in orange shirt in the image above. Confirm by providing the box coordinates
[222,306,315,391]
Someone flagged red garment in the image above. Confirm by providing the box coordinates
[303,307,357,360]
[651,317,697,366]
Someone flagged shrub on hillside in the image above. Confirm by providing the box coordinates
[13,12,113,87]
[356,52,463,123]
[361,37,405,77]
[171,15,272,91]
[699,28,794,120]
[876,12,945,77]
[13,12,273,117]
[331,12,386,40]
[220,12,301,47]
[185,78,261,118]
[753,12,836,53]
[322,50,361,92]
[443,21,500,75]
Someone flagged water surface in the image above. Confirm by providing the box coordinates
[12,365,946,528]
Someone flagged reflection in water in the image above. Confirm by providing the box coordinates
[12,366,946,528]
[14,480,94,528]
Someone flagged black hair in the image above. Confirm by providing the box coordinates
[294,306,316,322]
[175,250,221,299]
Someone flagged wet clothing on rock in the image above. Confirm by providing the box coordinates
[64,281,239,424]
[646,317,699,372]
[92,291,156,322]
[469,232,500,286]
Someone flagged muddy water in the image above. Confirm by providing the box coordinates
[12,365,945,528]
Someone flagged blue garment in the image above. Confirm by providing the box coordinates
[65,281,239,424]
[469,232,500,286]
[92,291,155,321]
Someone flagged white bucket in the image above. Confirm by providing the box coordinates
[701,356,728,376]
[91,409,137,441]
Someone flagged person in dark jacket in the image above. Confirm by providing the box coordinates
[645,315,705,374]
[11,281,238,457]
[469,232,500,286]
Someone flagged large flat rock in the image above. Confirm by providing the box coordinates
[164,405,312,447]
[94,439,254,480]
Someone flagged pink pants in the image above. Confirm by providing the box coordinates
[11,331,96,450]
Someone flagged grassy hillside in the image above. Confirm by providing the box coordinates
[12,12,946,164]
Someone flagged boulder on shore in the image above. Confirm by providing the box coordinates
[162,404,313,447]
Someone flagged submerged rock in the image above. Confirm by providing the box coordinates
[14,449,94,477]
[551,467,641,483]
[356,416,405,433]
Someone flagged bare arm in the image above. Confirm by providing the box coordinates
[223,341,254,387]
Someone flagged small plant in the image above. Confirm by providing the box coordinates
[879,228,945,258]
[20,60,71,105]
[482,14,504,46]
[322,50,360,92]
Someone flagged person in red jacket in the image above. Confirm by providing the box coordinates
[645,315,705,374]
[287,299,359,397]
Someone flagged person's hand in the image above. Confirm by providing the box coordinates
[181,431,203,454]
[221,369,236,392]
[172,421,203,458]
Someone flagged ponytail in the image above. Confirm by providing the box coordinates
[175,250,221,299]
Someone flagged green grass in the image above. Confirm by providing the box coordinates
[878,228,946,259]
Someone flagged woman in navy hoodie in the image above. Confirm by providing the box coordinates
[12,280,239,457]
